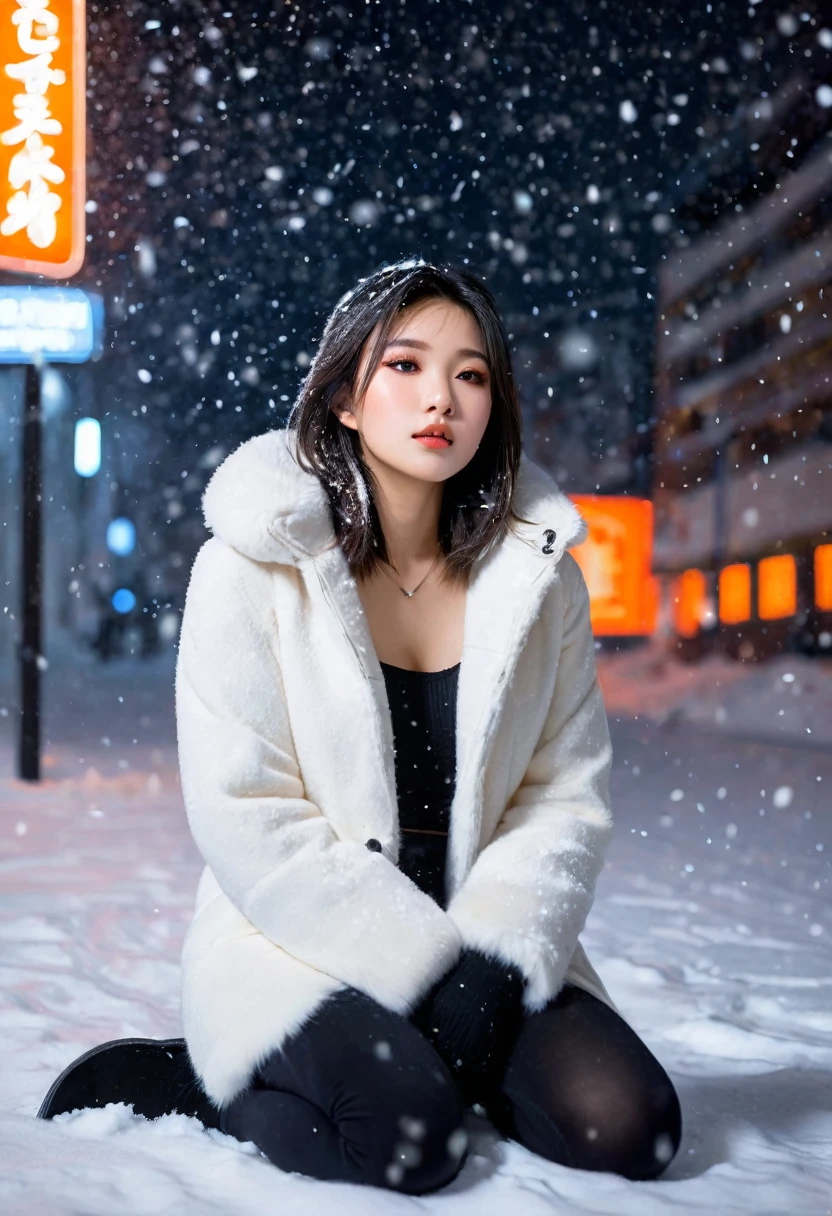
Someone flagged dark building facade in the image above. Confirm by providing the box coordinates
[652,60,832,660]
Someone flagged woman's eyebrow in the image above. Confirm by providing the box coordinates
[384,337,489,362]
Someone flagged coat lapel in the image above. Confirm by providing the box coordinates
[448,529,568,893]
[309,463,586,898]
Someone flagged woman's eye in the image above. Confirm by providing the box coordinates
[385,360,487,383]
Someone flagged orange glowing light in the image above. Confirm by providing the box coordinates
[672,568,707,638]
[758,554,797,620]
[569,495,657,636]
[0,0,86,278]
[815,545,832,612]
[719,563,751,625]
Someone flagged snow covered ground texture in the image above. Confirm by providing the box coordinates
[596,638,832,750]
[1,647,831,1215]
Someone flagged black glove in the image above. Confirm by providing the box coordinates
[410,948,525,1104]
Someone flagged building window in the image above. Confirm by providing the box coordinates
[719,563,751,625]
[758,554,797,621]
[815,544,832,612]
[673,568,707,637]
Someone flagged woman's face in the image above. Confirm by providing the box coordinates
[335,298,493,485]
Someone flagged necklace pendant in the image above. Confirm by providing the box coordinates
[402,588,415,598]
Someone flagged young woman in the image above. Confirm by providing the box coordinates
[38,260,682,1194]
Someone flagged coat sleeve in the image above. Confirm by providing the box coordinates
[445,552,613,1013]
[175,538,462,1014]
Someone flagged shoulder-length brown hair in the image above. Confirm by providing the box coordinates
[288,258,532,587]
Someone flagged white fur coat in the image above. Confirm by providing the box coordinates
[175,425,618,1110]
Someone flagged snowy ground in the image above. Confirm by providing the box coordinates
[1,644,831,1215]
[596,637,832,750]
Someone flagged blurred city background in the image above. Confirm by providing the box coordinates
[1,0,831,743]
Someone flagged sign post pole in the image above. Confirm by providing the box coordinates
[1,0,89,782]
[0,290,103,782]
[19,362,42,781]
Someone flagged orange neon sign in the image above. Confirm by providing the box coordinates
[569,495,657,636]
[0,0,86,278]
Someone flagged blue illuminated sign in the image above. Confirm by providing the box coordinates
[74,418,101,477]
[107,518,136,556]
[0,287,104,364]
[112,589,137,614]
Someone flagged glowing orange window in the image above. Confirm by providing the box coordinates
[719,564,751,625]
[673,568,707,638]
[816,545,832,611]
[758,554,797,620]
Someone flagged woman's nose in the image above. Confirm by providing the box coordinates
[422,376,454,409]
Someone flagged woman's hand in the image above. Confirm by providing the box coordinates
[410,948,525,1104]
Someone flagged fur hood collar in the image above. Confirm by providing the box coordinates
[201,425,587,566]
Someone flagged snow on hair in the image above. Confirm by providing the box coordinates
[288,258,530,584]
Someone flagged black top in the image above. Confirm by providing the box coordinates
[379,660,460,909]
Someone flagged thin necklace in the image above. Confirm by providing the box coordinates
[382,542,443,598]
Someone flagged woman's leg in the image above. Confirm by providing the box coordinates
[485,984,682,1181]
[220,987,468,1194]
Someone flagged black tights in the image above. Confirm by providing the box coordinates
[219,982,682,1194]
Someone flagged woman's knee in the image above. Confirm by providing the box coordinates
[569,1074,683,1181]
[359,1071,469,1194]
[501,986,684,1181]
[229,1046,469,1193]
[628,1074,683,1180]
[503,1070,682,1181]
[219,989,470,1194]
